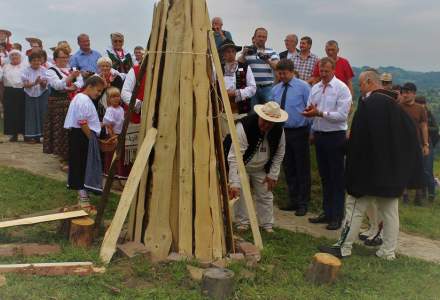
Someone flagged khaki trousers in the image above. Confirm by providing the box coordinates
[234,169,274,229]
[339,195,399,259]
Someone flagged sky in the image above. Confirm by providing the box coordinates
[2,0,439,72]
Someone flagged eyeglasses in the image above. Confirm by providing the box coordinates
[113,40,123,43]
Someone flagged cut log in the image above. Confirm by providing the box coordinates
[100,128,157,264]
[177,0,195,257]
[201,268,235,300]
[69,217,95,248]
[0,262,96,276]
[0,210,88,229]
[305,253,342,285]
[144,0,185,261]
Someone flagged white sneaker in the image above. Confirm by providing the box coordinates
[376,249,396,261]
[263,227,274,234]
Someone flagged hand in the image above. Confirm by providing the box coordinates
[65,85,77,91]
[423,145,430,156]
[40,79,48,88]
[134,99,142,114]
[229,186,241,199]
[263,176,277,191]
[302,104,321,118]
[34,76,41,86]
[227,89,236,98]
[68,70,81,82]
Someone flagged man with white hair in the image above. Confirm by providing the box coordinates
[212,17,233,49]
[228,101,286,233]
[279,34,299,60]
[319,69,423,260]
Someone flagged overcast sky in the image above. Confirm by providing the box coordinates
[2,0,439,71]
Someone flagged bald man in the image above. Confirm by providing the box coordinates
[279,34,299,60]
[212,17,233,49]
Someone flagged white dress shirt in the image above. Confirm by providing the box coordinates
[46,66,84,91]
[64,93,101,135]
[308,76,352,132]
[0,63,25,88]
[228,122,286,188]
[121,68,142,112]
[224,64,257,103]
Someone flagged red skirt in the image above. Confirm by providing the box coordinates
[103,148,132,180]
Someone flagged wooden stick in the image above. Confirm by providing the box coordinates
[100,129,157,264]
[0,262,96,276]
[144,0,186,261]
[206,25,263,250]
[193,0,214,261]
[177,0,195,257]
[0,211,88,229]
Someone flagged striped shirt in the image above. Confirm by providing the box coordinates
[245,48,279,86]
[292,52,319,81]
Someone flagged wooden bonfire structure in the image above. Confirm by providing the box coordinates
[100,0,262,264]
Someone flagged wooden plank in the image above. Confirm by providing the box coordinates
[133,0,170,243]
[207,93,224,260]
[170,121,180,251]
[206,20,263,250]
[0,244,61,257]
[144,0,186,261]
[100,129,157,264]
[0,211,88,229]
[193,0,213,261]
[178,0,194,257]
[0,262,95,276]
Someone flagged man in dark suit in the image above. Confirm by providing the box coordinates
[279,34,299,60]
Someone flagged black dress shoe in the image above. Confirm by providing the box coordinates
[308,213,329,224]
[278,205,298,211]
[318,245,343,258]
[358,233,369,241]
[364,236,383,247]
[326,220,342,230]
[295,207,307,216]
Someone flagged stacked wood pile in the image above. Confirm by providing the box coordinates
[100,0,263,264]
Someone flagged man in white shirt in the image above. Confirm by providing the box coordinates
[228,101,287,233]
[302,57,352,230]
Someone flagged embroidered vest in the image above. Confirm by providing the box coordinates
[221,62,251,114]
[107,50,133,74]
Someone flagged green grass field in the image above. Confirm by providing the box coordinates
[0,166,440,299]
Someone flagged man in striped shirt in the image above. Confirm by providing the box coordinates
[239,28,279,109]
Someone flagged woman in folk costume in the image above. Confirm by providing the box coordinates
[120,60,146,177]
[0,50,26,141]
[105,33,133,81]
[21,51,49,143]
[44,46,83,171]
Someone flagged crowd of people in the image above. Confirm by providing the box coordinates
[0,17,437,261]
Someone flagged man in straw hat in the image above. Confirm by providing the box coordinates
[380,72,393,91]
[228,101,286,233]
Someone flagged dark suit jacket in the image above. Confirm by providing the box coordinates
[279,49,300,60]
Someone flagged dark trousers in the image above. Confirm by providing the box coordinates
[423,144,436,196]
[283,127,311,209]
[314,131,346,222]
[68,128,89,190]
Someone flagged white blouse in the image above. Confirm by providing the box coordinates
[21,66,48,97]
[103,105,124,134]
[0,63,25,88]
[64,93,101,135]
[46,66,84,91]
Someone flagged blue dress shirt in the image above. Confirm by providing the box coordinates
[70,49,102,73]
[271,77,311,128]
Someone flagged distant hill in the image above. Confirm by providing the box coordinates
[352,66,440,90]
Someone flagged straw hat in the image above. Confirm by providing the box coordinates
[0,29,11,37]
[380,73,393,82]
[254,101,288,123]
[25,37,42,45]
[219,39,242,52]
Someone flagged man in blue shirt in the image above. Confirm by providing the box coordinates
[272,59,311,216]
[70,33,102,76]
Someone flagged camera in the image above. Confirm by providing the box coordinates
[257,52,271,61]
[243,45,257,56]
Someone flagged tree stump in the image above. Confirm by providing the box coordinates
[69,217,95,248]
[305,253,342,285]
[201,268,234,300]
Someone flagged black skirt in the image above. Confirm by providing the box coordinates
[3,87,25,135]
[67,128,89,190]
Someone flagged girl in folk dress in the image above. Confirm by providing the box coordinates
[64,76,105,206]
[21,51,48,143]
[102,87,128,184]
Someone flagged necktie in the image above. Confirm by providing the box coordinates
[280,83,289,109]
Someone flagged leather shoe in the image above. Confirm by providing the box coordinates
[308,213,329,224]
[278,205,297,211]
[295,207,307,216]
[358,233,369,241]
[318,245,344,259]
[364,236,383,247]
[326,220,342,230]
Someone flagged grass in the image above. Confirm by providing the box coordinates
[274,146,440,240]
[0,166,440,299]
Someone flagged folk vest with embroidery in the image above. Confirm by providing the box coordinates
[107,49,133,74]
[221,62,251,114]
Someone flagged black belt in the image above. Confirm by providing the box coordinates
[285,126,309,131]
[314,130,346,136]
[257,83,272,88]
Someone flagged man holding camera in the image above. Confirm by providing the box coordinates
[239,28,279,109]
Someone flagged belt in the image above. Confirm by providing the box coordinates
[285,126,309,131]
[313,130,346,136]
[256,83,273,88]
